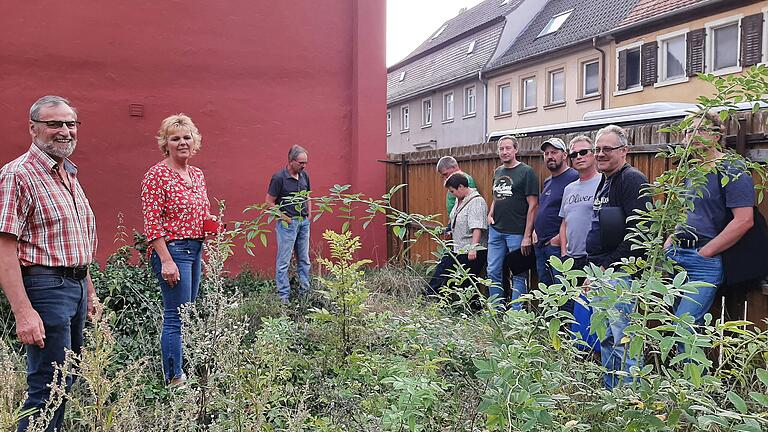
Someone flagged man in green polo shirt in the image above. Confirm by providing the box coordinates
[436,156,476,216]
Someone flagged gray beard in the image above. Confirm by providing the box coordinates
[35,140,75,159]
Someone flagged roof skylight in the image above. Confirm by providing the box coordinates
[431,24,447,40]
[537,10,573,38]
[398,71,406,82]
[467,40,476,54]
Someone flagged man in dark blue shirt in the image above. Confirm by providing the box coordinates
[666,113,754,326]
[266,145,312,303]
[533,137,578,287]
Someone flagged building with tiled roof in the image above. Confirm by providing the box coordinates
[608,0,767,108]
[387,0,547,154]
[483,0,639,135]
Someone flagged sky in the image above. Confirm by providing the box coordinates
[387,0,484,67]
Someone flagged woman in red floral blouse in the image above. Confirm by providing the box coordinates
[141,114,214,386]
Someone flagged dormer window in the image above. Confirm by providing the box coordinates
[537,10,572,38]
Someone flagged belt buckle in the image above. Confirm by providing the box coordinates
[680,238,695,249]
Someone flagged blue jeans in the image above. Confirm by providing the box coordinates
[151,239,203,381]
[275,218,311,301]
[17,274,88,432]
[599,278,639,390]
[534,243,561,287]
[668,247,722,325]
[487,226,526,309]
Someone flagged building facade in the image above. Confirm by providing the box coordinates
[609,0,767,107]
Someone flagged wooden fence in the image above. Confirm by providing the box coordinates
[384,110,768,323]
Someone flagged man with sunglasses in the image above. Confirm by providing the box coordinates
[533,138,578,288]
[585,124,651,389]
[266,144,312,304]
[559,136,601,276]
[0,95,98,431]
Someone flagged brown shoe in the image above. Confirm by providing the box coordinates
[169,374,187,388]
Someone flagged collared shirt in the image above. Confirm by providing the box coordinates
[0,144,97,267]
[267,167,311,218]
[141,162,210,242]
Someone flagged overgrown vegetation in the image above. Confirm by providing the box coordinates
[1,66,768,430]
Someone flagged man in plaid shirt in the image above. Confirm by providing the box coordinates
[0,95,98,432]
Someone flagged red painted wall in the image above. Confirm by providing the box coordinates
[0,1,387,272]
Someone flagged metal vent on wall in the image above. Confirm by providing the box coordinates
[129,104,144,117]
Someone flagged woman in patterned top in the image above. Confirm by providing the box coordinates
[141,114,215,386]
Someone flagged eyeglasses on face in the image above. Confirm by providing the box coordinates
[568,149,592,159]
[31,119,81,129]
[594,145,625,155]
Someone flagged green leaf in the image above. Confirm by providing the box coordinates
[259,233,268,247]
[727,391,748,414]
[756,368,768,387]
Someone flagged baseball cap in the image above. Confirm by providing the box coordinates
[541,137,566,152]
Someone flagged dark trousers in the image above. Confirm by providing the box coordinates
[426,250,488,296]
[18,274,88,432]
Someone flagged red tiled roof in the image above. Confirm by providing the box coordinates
[618,0,708,27]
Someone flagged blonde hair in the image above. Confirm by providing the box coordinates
[156,114,202,155]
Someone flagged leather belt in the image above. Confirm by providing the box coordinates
[21,265,88,280]
[677,235,711,249]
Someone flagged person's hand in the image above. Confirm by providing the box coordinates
[487,214,495,225]
[161,259,181,288]
[663,237,672,250]
[468,249,477,261]
[14,306,45,348]
[521,235,533,256]
[550,235,561,247]
[87,283,101,321]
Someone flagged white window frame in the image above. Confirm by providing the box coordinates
[581,59,600,98]
[705,14,743,76]
[763,7,768,66]
[400,105,409,132]
[614,40,644,96]
[463,85,477,117]
[655,28,689,87]
[442,91,454,122]
[521,76,537,111]
[386,109,391,135]
[548,68,566,105]
[498,83,511,115]
[421,97,432,127]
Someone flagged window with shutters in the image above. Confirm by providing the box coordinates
[520,76,537,111]
[422,98,432,127]
[740,12,763,67]
[400,105,409,132]
[706,15,742,75]
[615,42,642,94]
[657,29,688,86]
[498,83,511,115]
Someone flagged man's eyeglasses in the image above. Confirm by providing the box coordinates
[594,145,625,155]
[568,149,592,159]
[31,119,81,129]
